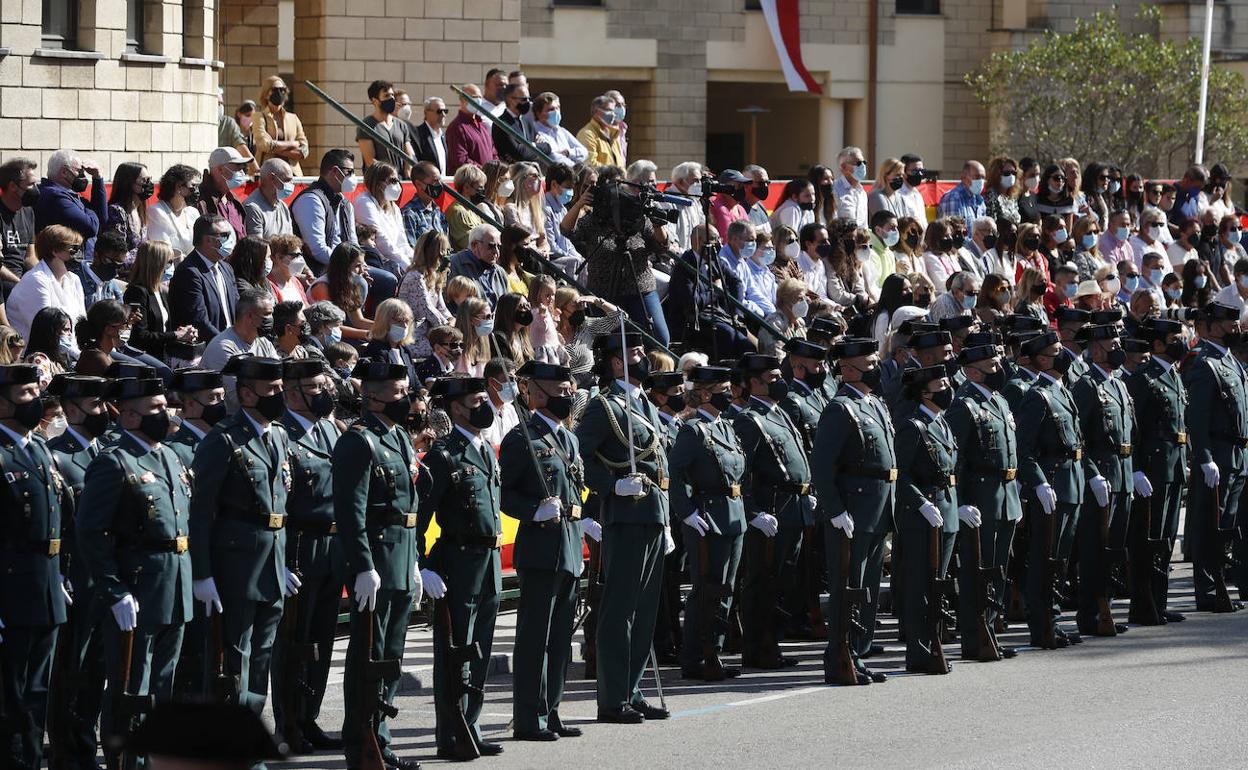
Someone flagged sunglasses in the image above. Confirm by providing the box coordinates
[66,245,81,255]
[434,108,449,115]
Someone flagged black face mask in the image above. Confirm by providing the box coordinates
[1049,353,1072,375]
[381,393,411,423]
[470,191,487,204]
[1202,225,1219,241]
[983,368,1008,392]
[425,182,444,199]
[269,90,286,107]
[183,187,201,206]
[93,261,119,281]
[983,234,999,250]
[944,359,959,378]
[899,290,914,306]
[516,99,531,115]
[905,232,921,250]
[905,172,924,188]
[820,183,833,197]
[709,391,734,412]
[1164,340,1188,362]
[730,187,748,204]
[1021,236,1041,251]
[888,176,904,191]
[1105,348,1127,369]
[545,394,573,421]
[938,236,955,252]
[200,399,227,426]
[515,309,534,327]
[407,410,428,432]
[664,393,686,413]
[306,390,335,418]
[999,231,1017,250]
[804,369,827,389]
[139,410,171,441]
[70,172,89,194]
[1030,283,1047,297]
[628,356,650,381]
[5,394,43,431]
[859,366,883,391]
[468,401,494,430]
[254,391,286,421]
[139,180,156,199]
[569,309,587,328]
[798,201,815,212]
[914,294,931,309]
[379,97,396,114]
[929,388,954,410]
[752,184,769,199]
[1222,331,1243,348]
[81,411,111,438]
[815,243,833,260]
[258,316,275,338]
[766,379,789,402]
[20,184,40,208]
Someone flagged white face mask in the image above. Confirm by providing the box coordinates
[497,180,515,199]
[792,299,810,318]
[263,257,273,275]
[498,381,518,404]
[46,416,68,439]
[118,328,132,346]
[288,256,307,276]
[687,182,703,197]
[783,241,800,259]
[339,172,358,194]
[278,180,296,199]
[384,182,403,202]
[397,104,413,121]
[999,174,1016,189]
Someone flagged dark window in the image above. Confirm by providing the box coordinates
[552,0,603,6]
[896,0,940,13]
[745,0,763,9]
[41,0,78,49]
[126,0,146,53]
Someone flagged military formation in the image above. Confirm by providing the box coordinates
[1,301,1246,770]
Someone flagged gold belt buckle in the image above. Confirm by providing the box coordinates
[569,504,582,520]
[1004,468,1017,481]
[1073,449,1083,461]
[47,538,61,556]
[1119,443,1132,457]
[403,513,417,528]
[493,534,504,549]
[1176,432,1188,445]
[329,522,338,535]
[886,469,898,482]
[267,513,286,529]
[174,536,188,553]
[948,474,957,487]
[659,478,670,491]
[798,482,810,494]
[728,483,741,498]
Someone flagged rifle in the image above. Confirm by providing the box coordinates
[1209,482,1237,613]
[696,534,730,680]
[277,533,318,752]
[1095,502,1121,636]
[1005,504,1029,623]
[801,525,828,639]
[114,629,154,770]
[1031,502,1060,649]
[209,613,239,703]
[1128,494,1162,625]
[825,530,868,685]
[359,606,399,770]
[647,644,667,711]
[432,598,482,761]
[966,528,1003,662]
[925,526,954,674]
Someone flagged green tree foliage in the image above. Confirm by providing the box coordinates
[965,7,1248,174]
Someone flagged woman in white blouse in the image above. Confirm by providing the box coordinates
[146,164,202,259]
[921,218,960,295]
[352,161,410,273]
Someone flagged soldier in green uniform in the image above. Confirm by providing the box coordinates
[1016,331,1087,647]
[575,333,672,724]
[0,363,70,770]
[880,320,936,415]
[75,376,193,764]
[895,366,960,674]
[335,361,424,770]
[893,331,955,419]
[946,345,1021,659]
[1121,337,1152,376]
[418,375,505,757]
[165,368,226,702]
[1002,332,1043,413]
[812,338,896,684]
[502,362,587,741]
[1070,324,1138,636]
[272,358,343,753]
[997,315,1046,381]
[44,374,111,770]
[1126,319,1188,624]
[643,370,685,664]
[733,353,813,670]
[189,355,297,713]
[1054,307,1091,385]
[670,366,748,680]
[1181,302,1247,612]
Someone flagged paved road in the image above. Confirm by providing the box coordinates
[274,565,1248,769]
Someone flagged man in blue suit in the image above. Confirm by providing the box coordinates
[168,214,240,342]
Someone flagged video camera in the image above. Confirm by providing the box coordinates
[592,177,683,235]
[1158,307,1199,322]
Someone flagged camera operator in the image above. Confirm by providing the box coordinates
[564,165,672,345]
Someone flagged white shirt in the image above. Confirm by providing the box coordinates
[179,420,207,440]
[535,410,565,436]
[613,379,644,401]
[532,120,589,167]
[770,199,813,234]
[923,250,958,295]
[64,426,95,452]
[240,408,270,438]
[146,200,200,258]
[833,176,868,228]
[423,121,448,176]
[353,192,410,269]
[796,251,829,300]
[1213,284,1248,321]
[481,399,518,449]
[7,260,87,339]
[287,409,314,433]
[898,184,928,227]
[970,381,995,401]
[1165,241,1197,268]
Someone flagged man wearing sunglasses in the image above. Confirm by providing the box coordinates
[414,97,450,177]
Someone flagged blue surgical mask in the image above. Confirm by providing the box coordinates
[217,231,236,257]
[1054,228,1068,243]
[1064,282,1078,298]
[352,272,370,302]
[60,333,75,351]
[1114,226,1130,241]
[1240,275,1248,290]
[328,326,343,344]
[760,248,776,266]
[1149,269,1164,286]
[334,366,352,380]
[740,242,757,259]
[1194,275,1208,289]
[557,188,573,205]
[1108,180,1121,194]
[1166,287,1182,301]
[227,170,248,190]
[162,263,175,282]
[476,319,494,337]
[278,180,296,199]
[546,109,561,127]
[1124,275,1140,293]
[852,162,867,182]
[1081,234,1097,250]
[614,106,626,122]
[961,293,976,310]
[969,178,985,196]
[883,229,900,247]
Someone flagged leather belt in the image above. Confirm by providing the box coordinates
[134,536,188,554]
[447,534,504,549]
[1003,468,1017,481]
[1174,432,1188,445]
[4,539,61,556]
[848,468,898,482]
[726,483,741,498]
[221,508,286,530]
[288,518,338,535]
[384,513,418,529]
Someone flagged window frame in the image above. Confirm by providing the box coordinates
[41,0,79,50]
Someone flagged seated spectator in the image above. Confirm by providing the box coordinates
[124,240,196,361]
[232,235,275,301]
[243,158,295,238]
[415,323,465,386]
[491,292,535,365]
[922,219,960,294]
[305,300,346,353]
[8,225,87,340]
[444,274,480,316]
[105,161,152,259]
[35,149,107,259]
[455,296,501,377]
[503,162,548,254]
[292,148,359,270]
[268,299,308,359]
[308,242,374,341]
[0,324,22,364]
[75,298,172,383]
[446,83,497,170]
[199,289,281,411]
[710,169,749,236]
[354,161,410,274]
[22,307,74,385]
[77,230,128,307]
[770,225,804,283]
[868,158,908,220]
[397,231,453,357]
[542,164,582,268]
[832,146,869,227]
[401,161,449,247]
[795,222,829,300]
[362,297,420,390]
[529,92,589,168]
[197,147,250,240]
[527,273,560,362]
[929,270,980,322]
[268,233,311,305]
[446,164,488,252]
[481,160,512,224]
[450,223,509,308]
[253,75,310,174]
[759,277,809,356]
[168,215,239,341]
[498,223,536,296]
[0,158,38,293]
[480,356,520,449]
[147,164,202,258]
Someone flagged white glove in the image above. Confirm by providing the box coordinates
[1132,471,1154,498]
[683,512,710,537]
[535,497,562,522]
[582,518,602,542]
[663,526,676,555]
[1202,461,1220,489]
[420,568,446,599]
[919,501,944,528]
[411,565,424,606]
[831,511,855,538]
[193,578,223,615]
[112,595,139,631]
[749,512,779,537]
[1035,483,1057,515]
[59,574,73,606]
[957,505,982,527]
[803,494,819,514]
[1089,475,1110,507]
[283,568,303,598]
[615,475,646,497]
[353,569,381,611]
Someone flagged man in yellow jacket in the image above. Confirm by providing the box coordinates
[576,95,626,169]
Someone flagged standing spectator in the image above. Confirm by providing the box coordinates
[357,80,415,175]
[233,100,258,159]
[542,164,582,267]
[503,162,547,254]
[231,235,275,300]
[7,225,87,338]
[447,84,498,170]
[605,89,630,164]
[709,169,748,236]
[938,160,987,224]
[353,161,410,273]
[291,148,359,269]
[397,231,453,357]
[742,164,772,235]
[482,68,508,116]
[168,215,239,342]
[770,178,815,234]
[267,233,311,306]
[796,222,830,300]
[832,146,869,227]
[921,219,960,294]
[868,158,908,219]
[983,156,1021,226]
[242,158,294,238]
[35,149,107,260]
[1081,162,1113,226]
[576,95,626,168]
[104,161,151,259]
[198,288,280,411]
[445,164,488,251]
[450,223,509,308]
[1057,157,1090,222]
[125,240,195,361]
[252,75,309,175]
[0,158,38,292]
[493,83,547,165]
[401,161,449,247]
[1034,164,1077,232]
[530,92,589,168]
[217,89,256,171]
[1098,209,1134,269]
[897,153,929,228]
[147,164,201,259]
[1168,164,1208,228]
[667,161,706,254]
[196,147,250,241]
[413,97,450,176]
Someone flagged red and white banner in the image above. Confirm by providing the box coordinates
[761,0,823,94]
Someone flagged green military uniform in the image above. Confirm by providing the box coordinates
[811,338,897,681]
[1070,326,1136,635]
[895,368,959,673]
[1125,322,1189,623]
[733,358,813,669]
[945,350,1021,657]
[1016,332,1086,646]
[1181,318,1248,610]
[574,335,670,721]
[75,377,193,760]
[670,367,748,678]
[1054,307,1092,387]
[419,375,504,751]
[272,359,344,750]
[647,371,686,666]
[335,361,421,767]
[1000,365,1036,413]
[501,362,586,738]
[0,364,70,770]
[189,357,291,713]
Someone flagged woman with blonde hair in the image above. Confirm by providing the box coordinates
[362,297,419,387]
[447,164,488,250]
[1014,266,1050,325]
[867,157,907,219]
[353,161,410,272]
[454,296,499,376]
[760,277,809,355]
[0,325,22,364]
[253,74,309,173]
[503,162,548,254]
[398,230,453,357]
[481,160,512,222]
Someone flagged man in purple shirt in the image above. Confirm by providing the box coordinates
[446,84,497,172]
